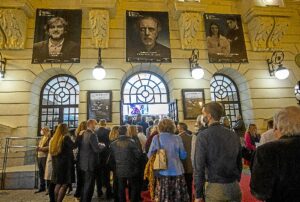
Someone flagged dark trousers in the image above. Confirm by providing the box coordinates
[81,170,96,202]
[113,170,119,202]
[48,182,55,202]
[37,157,47,190]
[96,165,112,196]
[185,173,193,201]
[118,176,140,202]
[74,164,83,198]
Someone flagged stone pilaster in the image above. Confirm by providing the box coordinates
[242,0,295,51]
[0,0,33,49]
[178,12,202,49]
[89,9,110,48]
[166,0,206,49]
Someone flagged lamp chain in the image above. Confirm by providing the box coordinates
[98,48,102,65]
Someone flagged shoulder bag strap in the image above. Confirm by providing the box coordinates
[157,134,161,149]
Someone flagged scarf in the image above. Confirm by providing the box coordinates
[144,154,156,200]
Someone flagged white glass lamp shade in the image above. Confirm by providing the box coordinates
[295,84,300,101]
[275,66,289,80]
[93,65,106,80]
[191,68,204,80]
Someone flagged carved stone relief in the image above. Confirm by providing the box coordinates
[247,16,289,51]
[178,12,202,49]
[89,9,109,48]
[0,9,27,49]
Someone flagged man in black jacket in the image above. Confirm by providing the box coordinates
[95,119,112,199]
[194,102,242,202]
[250,106,300,202]
[80,119,105,202]
[110,126,142,202]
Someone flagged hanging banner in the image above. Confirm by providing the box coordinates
[32,9,82,64]
[126,10,171,63]
[204,13,248,63]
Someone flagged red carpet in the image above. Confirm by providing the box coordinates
[240,174,261,202]
[140,174,261,202]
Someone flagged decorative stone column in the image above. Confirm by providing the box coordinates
[0,0,33,49]
[81,0,118,48]
[166,0,206,49]
[89,9,110,48]
[241,0,295,51]
[178,12,202,49]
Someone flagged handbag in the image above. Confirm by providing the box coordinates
[242,146,254,161]
[153,134,168,170]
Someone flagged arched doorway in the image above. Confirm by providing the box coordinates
[121,71,176,123]
[39,74,79,130]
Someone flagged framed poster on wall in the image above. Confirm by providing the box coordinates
[182,89,205,120]
[87,91,112,122]
[204,13,248,63]
[126,10,171,63]
[32,9,82,64]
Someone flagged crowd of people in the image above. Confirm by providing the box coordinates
[35,102,300,202]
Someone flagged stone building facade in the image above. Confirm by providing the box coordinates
[0,0,299,138]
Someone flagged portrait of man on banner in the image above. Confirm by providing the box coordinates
[126,10,171,63]
[32,9,82,64]
[204,13,248,63]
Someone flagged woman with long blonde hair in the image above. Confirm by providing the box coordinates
[109,126,120,142]
[49,123,75,202]
[74,121,87,198]
[127,125,142,151]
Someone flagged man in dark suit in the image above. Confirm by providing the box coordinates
[32,16,80,63]
[80,119,105,202]
[250,106,300,202]
[95,119,112,199]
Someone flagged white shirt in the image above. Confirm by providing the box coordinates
[48,38,64,57]
[259,129,276,145]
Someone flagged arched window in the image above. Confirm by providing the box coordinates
[39,75,79,130]
[121,72,170,122]
[210,73,242,127]
[122,72,169,104]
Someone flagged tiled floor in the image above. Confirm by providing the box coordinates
[0,189,113,202]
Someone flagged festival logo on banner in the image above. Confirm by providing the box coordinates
[126,10,171,63]
[204,13,248,63]
[32,9,82,64]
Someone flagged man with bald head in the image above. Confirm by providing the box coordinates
[251,106,300,202]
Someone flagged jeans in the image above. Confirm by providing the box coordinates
[205,181,242,202]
